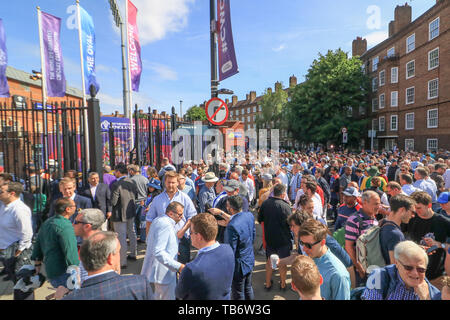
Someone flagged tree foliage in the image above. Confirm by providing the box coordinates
[257,86,289,129]
[286,49,370,148]
[185,105,207,121]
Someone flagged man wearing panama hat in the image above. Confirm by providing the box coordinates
[198,172,219,213]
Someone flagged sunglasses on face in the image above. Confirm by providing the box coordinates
[299,239,322,249]
[73,220,89,225]
[397,260,426,274]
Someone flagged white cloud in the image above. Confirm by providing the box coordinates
[272,44,286,52]
[364,30,389,48]
[115,0,195,46]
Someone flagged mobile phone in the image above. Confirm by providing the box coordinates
[426,245,439,254]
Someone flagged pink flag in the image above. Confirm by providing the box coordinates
[127,0,142,92]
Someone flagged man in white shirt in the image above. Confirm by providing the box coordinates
[277,166,289,189]
[0,182,34,299]
[295,178,323,220]
[240,169,255,203]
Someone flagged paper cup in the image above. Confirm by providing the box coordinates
[270,254,279,270]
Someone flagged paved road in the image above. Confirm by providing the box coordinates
[0,220,297,300]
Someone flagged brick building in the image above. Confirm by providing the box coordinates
[352,0,449,152]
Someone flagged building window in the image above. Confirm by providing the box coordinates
[359,105,366,115]
[372,56,379,72]
[428,48,439,70]
[427,139,438,152]
[236,109,240,116]
[372,77,378,92]
[379,94,385,109]
[429,17,440,41]
[361,64,366,74]
[427,109,438,128]
[379,70,385,86]
[372,118,378,131]
[391,67,398,84]
[406,60,415,79]
[387,47,395,57]
[346,106,353,117]
[428,79,439,99]
[406,34,415,53]
[372,98,378,112]
[405,113,414,130]
[405,139,414,151]
[258,105,262,112]
[379,116,385,131]
[253,106,256,113]
[390,115,398,131]
[391,91,398,107]
[406,87,415,104]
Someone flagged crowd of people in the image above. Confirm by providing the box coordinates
[1,147,450,300]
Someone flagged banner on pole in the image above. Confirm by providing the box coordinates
[127,0,142,92]
[41,11,66,97]
[217,0,238,81]
[79,6,100,95]
[0,19,10,97]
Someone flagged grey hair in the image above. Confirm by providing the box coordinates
[361,190,379,203]
[79,208,105,230]
[80,231,118,272]
[88,172,99,178]
[394,241,428,266]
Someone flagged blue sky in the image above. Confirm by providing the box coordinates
[0,0,437,116]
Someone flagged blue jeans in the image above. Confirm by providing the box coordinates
[232,272,254,300]
[49,272,71,289]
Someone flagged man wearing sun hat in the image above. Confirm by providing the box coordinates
[198,172,219,213]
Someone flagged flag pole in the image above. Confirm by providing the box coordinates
[125,0,135,153]
[37,6,49,171]
[76,0,90,171]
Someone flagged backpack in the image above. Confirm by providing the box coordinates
[332,227,346,247]
[355,218,396,272]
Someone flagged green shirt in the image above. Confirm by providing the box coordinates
[31,215,79,279]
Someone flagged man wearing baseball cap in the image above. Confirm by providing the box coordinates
[437,192,450,218]
[334,187,361,232]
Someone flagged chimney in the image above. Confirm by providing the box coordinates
[275,82,282,92]
[114,111,119,117]
[249,91,256,102]
[152,109,157,115]
[246,94,249,101]
[289,75,297,88]
[352,37,367,57]
[232,95,238,106]
[394,3,412,34]
[389,21,396,37]
[225,98,229,105]
[267,87,272,94]
[139,109,144,114]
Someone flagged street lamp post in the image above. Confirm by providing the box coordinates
[210,0,218,98]
[179,100,183,118]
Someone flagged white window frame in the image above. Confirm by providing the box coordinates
[406,60,415,79]
[429,17,440,41]
[391,67,398,84]
[405,112,414,130]
[372,56,379,72]
[391,91,398,107]
[428,47,439,70]
[379,94,385,109]
[390,115,398,131]
[428,78,439,100]
[427,139,438,151]
[406,34,415,53]
[387,47,395,57]
[406,87,415,105]
[427,109,438,128]
[372,77,378,92]
[372,98,378,112]
[379,70,385,86]
[405,139,414,151]
[359,105,366,115]
[379,116,385,131]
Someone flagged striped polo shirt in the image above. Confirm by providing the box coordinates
[344,209,378,242]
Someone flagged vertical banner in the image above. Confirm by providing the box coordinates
[217,0,238,81]
[79,6,99,95]
[0,19,10,97]
[127,0,142,92]
[40,11,66,97]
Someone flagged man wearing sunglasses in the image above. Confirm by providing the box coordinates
[298,219,351,300]
[361,241,441,300]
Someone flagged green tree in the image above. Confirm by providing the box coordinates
[287,49,370,148]
[185,105,207,121]
[257,85,289,130]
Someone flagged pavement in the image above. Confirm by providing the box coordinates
[0,218,298,300]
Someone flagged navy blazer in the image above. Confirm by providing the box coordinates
[224,211,255,278]
[63,271,153,300]
[80,183,112,215]
[48,194,93,222]
[176,244,235,300]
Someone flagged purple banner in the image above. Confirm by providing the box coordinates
[0,19,10,97]
[217,0,238,81]
[127,0,142,92]
[41,11,66,97]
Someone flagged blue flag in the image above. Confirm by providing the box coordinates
[0,19,10,97]
[79,6,99,95]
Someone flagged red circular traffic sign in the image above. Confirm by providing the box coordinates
[205,98,229,125]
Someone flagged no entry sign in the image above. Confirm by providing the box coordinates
[205,97,229,125]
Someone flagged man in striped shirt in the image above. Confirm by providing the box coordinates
[344,190,380,285]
